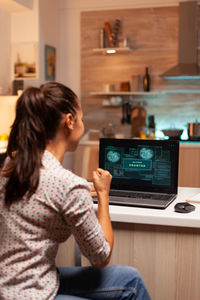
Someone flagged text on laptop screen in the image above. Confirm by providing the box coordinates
[99,139,179,194]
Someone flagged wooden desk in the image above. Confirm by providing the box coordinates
[79,187,200,300]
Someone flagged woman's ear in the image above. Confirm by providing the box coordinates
[65,113,75,130]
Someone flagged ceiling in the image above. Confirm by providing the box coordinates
[0,0,31,12]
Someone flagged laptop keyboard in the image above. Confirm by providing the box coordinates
[109,190,171,201]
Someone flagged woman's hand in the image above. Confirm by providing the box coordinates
[92,168,112,196]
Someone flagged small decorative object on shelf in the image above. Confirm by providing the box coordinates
[103,19,124,49]
[118,36,128,48]
[99,28,105,48]
[112,19,121,47]
[120,81,131,92]
[104,21,114,47]
[143,67,151,92]
[14,54,27,78]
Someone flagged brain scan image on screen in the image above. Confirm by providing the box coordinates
[107,150,121,163]
[139,147,154,160]
[102,142,174,187]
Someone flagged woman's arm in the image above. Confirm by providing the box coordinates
[92,168,113,268]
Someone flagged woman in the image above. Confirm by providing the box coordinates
[0,82,151,300]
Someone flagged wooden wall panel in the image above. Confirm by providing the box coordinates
[81,7,200,136]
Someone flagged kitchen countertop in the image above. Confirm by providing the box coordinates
[79,131,200,146]
[94,187,200,228]
[79,139,200,147]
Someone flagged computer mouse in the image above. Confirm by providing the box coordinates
[174,202,195,213]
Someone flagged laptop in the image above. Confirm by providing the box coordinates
[97,138,179,209]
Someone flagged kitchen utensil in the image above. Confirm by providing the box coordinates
[188,122,200,139]
[104,21,114,47]
[130,105,146,137]
[102,123,115,138]
[125,102,131,124]
[121,101,131,124]
[162,129,183,138]
[121,102,126,124]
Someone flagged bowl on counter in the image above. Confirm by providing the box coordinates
[162,129,183,139]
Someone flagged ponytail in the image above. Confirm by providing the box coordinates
[1,82,78,208]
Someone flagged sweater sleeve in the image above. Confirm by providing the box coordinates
[62,184,111,266]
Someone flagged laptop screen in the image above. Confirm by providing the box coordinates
[99,138,179,194]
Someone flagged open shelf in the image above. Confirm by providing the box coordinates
[90,91,163,96]
[163,89,200,94]
[92,47,132,54]
[91,90,200,96]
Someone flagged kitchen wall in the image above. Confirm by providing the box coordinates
[14,0,33,9]
[60,0,200,139]
[0,10,11,95]
[11,0,61,88]
[80,6,200,138]
[38,0,61,84]
[0,0,62,153]
[0,96,18,135]
[11,0,39,89]
[0,0,61,93]
[60,0,183,97]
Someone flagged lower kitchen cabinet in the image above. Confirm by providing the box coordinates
[81,222,200,300]
[178,144,200,187]
[55,186,200,300]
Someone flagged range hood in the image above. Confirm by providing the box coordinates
[161,1,200,79]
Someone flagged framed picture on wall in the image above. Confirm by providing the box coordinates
[45,45,56,81]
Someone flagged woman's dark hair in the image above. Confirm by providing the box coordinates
[1,81,79,208]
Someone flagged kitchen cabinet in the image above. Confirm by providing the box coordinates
[80,187,200,300]
[178,143,200,187]
[55,185,200,300]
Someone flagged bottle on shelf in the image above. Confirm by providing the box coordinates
[143,67,151,92]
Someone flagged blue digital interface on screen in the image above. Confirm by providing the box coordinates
[104,145,171,186]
